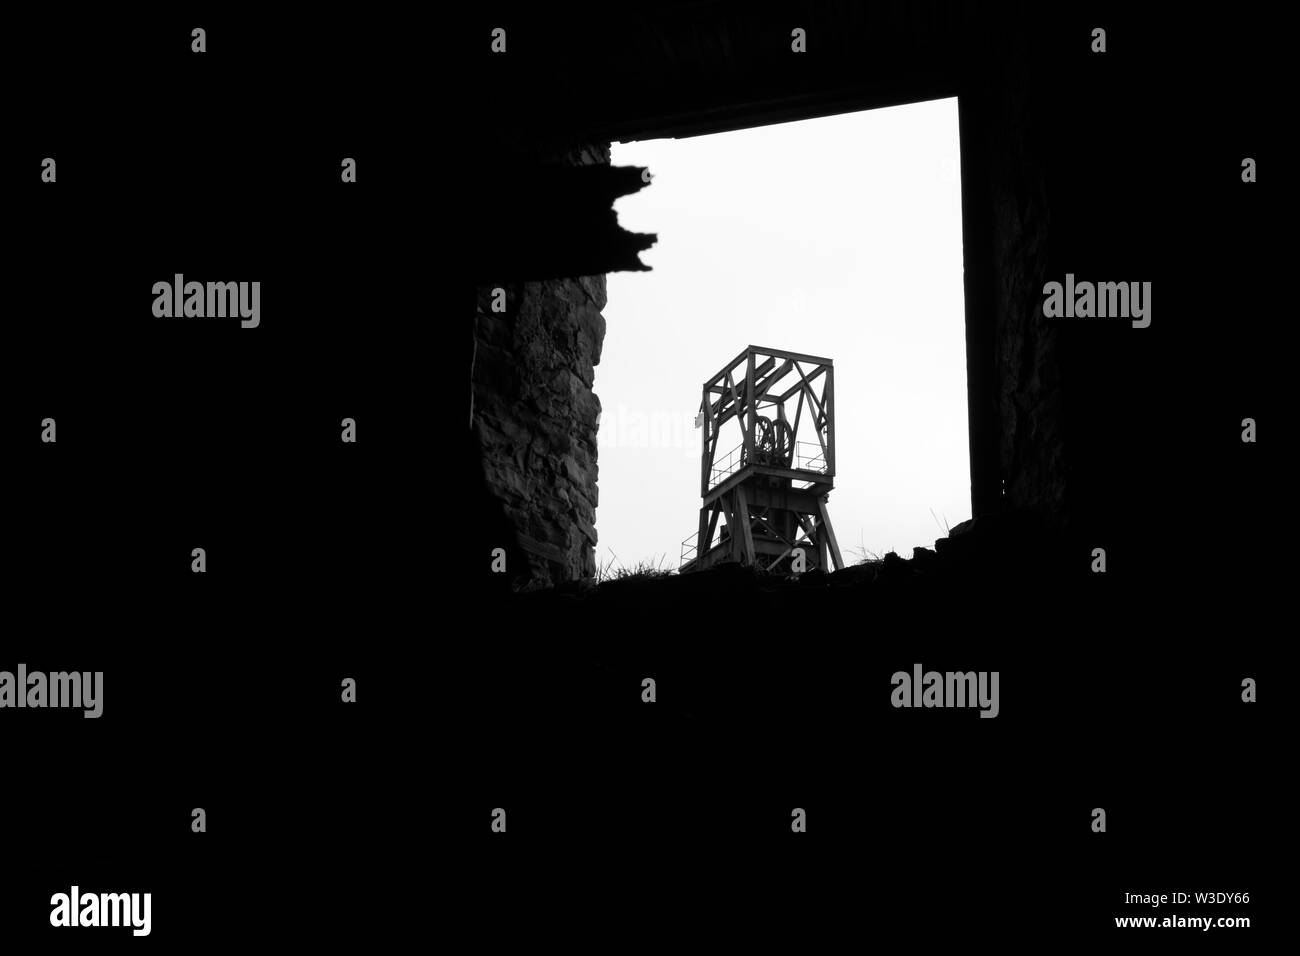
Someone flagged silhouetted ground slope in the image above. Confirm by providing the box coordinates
[455,508,1271,940]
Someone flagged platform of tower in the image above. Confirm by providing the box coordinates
[680,345,843,574]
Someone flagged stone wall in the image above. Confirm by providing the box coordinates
[472,274,605,589]
[981,35,1062,529]
[993,121,1059,520]
[471,141,611,589]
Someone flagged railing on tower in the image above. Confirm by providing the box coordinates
[680,532,698,567]
[707,440,829,490]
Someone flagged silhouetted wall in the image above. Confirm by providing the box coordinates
[473,144,610,588]
[960,33,1060,525]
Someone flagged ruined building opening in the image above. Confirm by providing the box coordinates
[598,97,970,571]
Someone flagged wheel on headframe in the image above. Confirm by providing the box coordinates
[744,416,794,467]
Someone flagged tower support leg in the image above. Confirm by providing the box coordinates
[734,484,756,566]
[816,498,843,571]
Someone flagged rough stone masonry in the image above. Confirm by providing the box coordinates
[472,143,610,589]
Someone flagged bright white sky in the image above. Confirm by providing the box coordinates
[597,97,969,569]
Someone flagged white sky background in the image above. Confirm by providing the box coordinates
[598,97,969,568]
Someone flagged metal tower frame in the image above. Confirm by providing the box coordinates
[680,345,843,574]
